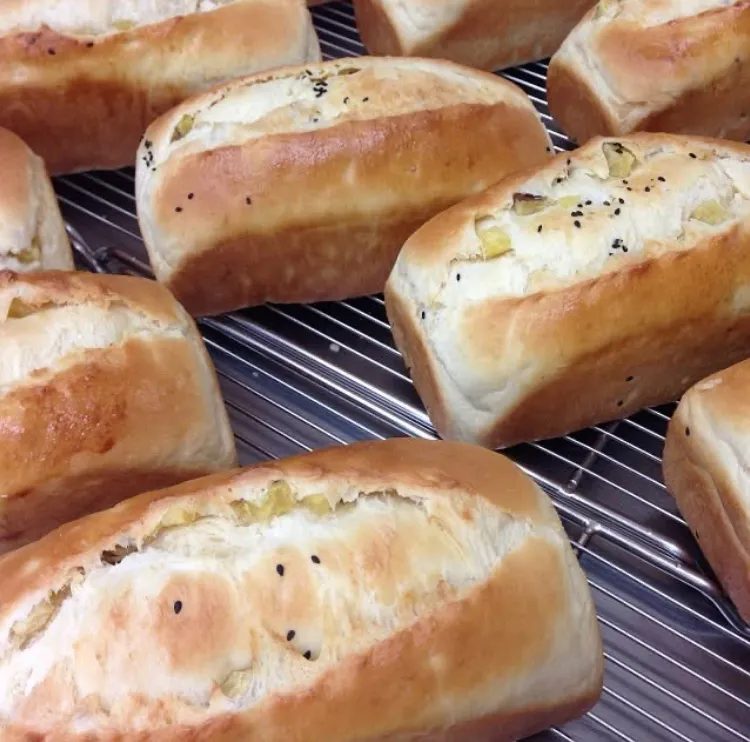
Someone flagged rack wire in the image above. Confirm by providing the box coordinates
[57,4,750,739]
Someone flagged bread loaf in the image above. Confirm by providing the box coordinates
[354,0,597,71]
[548,0,750,144]
[0,128,72,272]
[386,134,750,448]
[664,359,750,622]
[135,56,553,316]
[0,438,603,741]
[0,0,320,175]
[0,270,236,554]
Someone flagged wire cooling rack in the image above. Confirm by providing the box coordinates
[55,3,750,740]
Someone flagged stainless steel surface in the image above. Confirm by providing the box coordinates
[58,3,750,739]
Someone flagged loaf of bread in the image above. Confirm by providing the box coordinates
[0,438,603,740]
[0,0,320,175]
[548,0,750,144]
[0,270,237,554]
[0,128,72,272]
[664,359,750,622]
[386,134,750,449]
[354,0,596,71]
[135,57,553,316]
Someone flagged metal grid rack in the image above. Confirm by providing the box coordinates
[55,3,750,740]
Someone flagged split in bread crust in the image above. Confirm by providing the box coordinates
[0,270,237,553]
[548,0,750,143]
[386,133,750,448]
[136,56,552,316]
[0,438,603,741]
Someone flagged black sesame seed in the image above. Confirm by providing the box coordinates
[685,427,691,437]
[287,630,296,641]
[585,200,592,206]
[614,208,621,216]
[174,600,183,615]
[420,311,426,320]
[363,97,369,102]
[175,206,183,213]
[622,180,628,185]
[144,140,153,149]
[645,187,651,193]
[622,245,628,252]
[617,400,624,407]
[343,96,350,104]
[276,564,285,576]
[48,48,55,55]
[187,193,194,200]
[85,41,94,48]
[311,555,321,564]
[245,196,252,205]
[574,220,581,228]
[603,201,611,206]
[627,187,632,191]
[303,650,312,660]
[618,198,625,204]
[626,375,634,382]
[577,203,583,208]
[537,225,543,233]
[456,273,461,281]
[658,176,666,182]
[689,153,697,159]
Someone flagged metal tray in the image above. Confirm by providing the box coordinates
[55,3,750,739]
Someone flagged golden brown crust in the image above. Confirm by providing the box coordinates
[386,133,750,448]
[663,361,750,622]
[549,1,750,143]
[0,270,236,552]
[0,0,320,174]
[137,58,552,315]
[354,0,596,71]
[0,439,603,740]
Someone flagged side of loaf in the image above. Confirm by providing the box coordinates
[548,0,750,143]
[0,0,320,174]
[0,127,72,271]
[354,0,596,72]
[0,438,603,741]
[135,56,552,316]
[663,360,750,622]
[0,270,237,554]
[386,134,750,448]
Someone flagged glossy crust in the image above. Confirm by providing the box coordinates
[548,0,750,144]
[354,0,596,71]
[0,438,603,740]
[136,57,552,316]
[663,360,750,622]
[0,0,320,175]
[0,270,236,553]
[0,128,72,271]
[385,134,750,448]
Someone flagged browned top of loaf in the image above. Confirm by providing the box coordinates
[556,1,750,121]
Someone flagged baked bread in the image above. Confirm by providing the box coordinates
[548,0,750,144]
[354,0,596,72]
[0,0,320,175]
[386,133,750,449]
[664,359,750,622]
[135,56,553,316]
[0,438,603,740]
[0,270,236,554]
[0,128,72,272]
